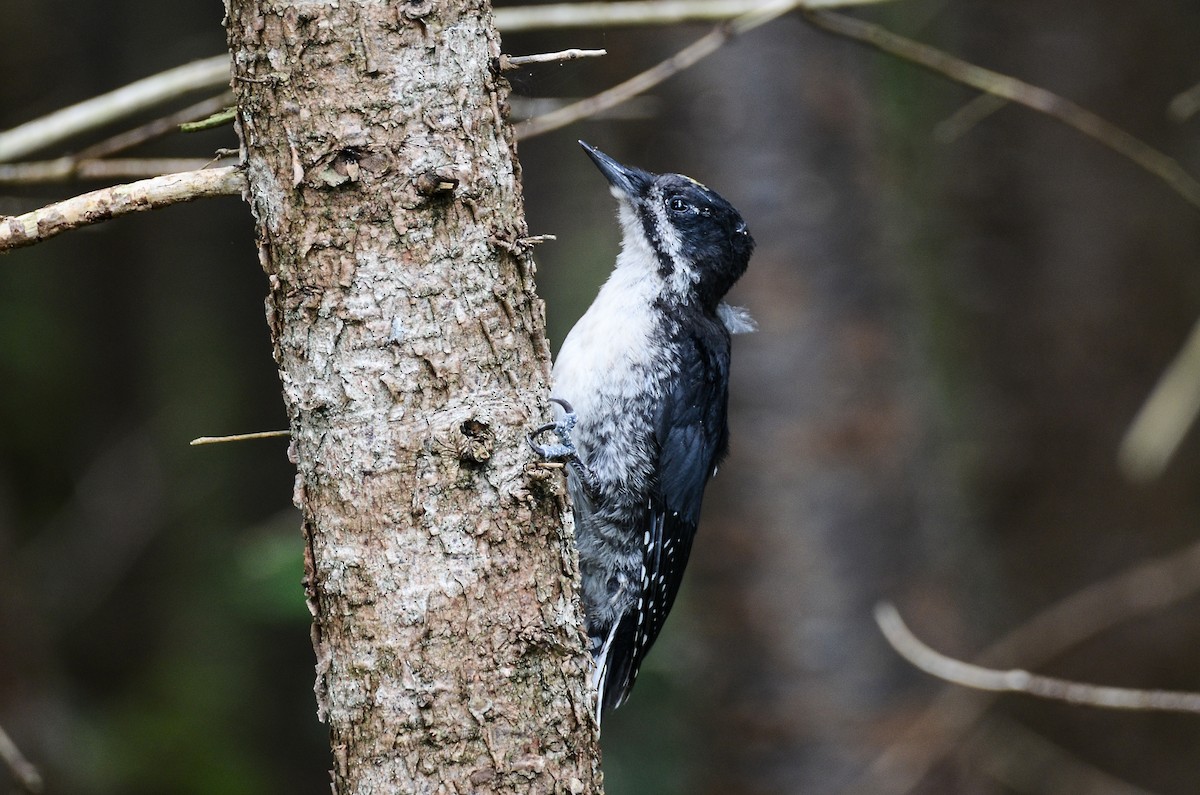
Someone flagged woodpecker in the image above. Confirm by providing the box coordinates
[530,142,755,718]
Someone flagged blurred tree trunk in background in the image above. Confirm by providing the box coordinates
[670,3,1200,794]
[226,1,601,792]
[676,16,937,794]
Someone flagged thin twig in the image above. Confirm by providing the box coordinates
[842,536,1200,795]
[933,94,1009,143]
[515,29,729,140]
[1118,316,1200,482]
[877,602,1200,713]
[502,49,607,70]
[0,166,245,253]
[0,94,233,185]
[0,721,42,794]
[0,57,230,162]
[179,107,236,133]
[516,0,803,140]
[495,0,893,31]
[510,96,660,122]
[805,10,1200,211]
[190,430,291,446]
[76,92,234,160]
[0,157,234,185]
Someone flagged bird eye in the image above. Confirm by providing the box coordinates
[667,196,689,214]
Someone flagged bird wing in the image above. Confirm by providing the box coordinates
[600,327,731,713]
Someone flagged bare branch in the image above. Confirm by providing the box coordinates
[805,10,1200,211]
[190,430,290,446]
[0,57,230,162]
[0,95,233,185]
[76,92,234,160]
[515,30,728,140]
[0,166,245,253]
[0,157,234,185]
[179,108,237,133]
[501,49,607,69]
[0,721,42,794]
[933,94,1009,143]
[841,536,1200,795]
[1119,317,1200,482]
[511,96,659,121]
[517,0,804,140]
[495,0,894,31]
[877,602,1200,713]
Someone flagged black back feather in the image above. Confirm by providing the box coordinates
[599,319,732,712]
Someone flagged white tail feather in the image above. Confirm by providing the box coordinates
[591,622,620,726]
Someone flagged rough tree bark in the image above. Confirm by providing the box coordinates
[225,1,603,792]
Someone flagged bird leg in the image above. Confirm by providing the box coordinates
[528,397,579,458]
[528,397,601,497]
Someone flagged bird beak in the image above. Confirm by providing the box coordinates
[579,141,647,198]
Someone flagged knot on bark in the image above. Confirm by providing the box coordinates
[309,147,365,188]
[415,168,459,198]
[400,0,434,20]
[457,418,495,465]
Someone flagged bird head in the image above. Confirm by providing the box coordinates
[580,141,754,311]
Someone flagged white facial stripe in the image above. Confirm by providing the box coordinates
[616,200,657,269]
[646,186,698,299]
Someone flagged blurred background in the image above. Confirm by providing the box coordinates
[2,1,1200,793]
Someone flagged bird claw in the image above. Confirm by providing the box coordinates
[528,397,579,459]
[529,398,601,498]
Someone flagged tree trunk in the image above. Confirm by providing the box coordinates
[225,2,603,792]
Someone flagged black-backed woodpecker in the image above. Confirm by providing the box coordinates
[531,141,755,719]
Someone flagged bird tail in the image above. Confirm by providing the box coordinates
[591,611,646,723]
[591,623,619,725]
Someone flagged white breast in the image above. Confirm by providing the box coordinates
[551,263,659,424]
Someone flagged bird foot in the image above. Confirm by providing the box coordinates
[528,397,580,460]
[529,398,601,497]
